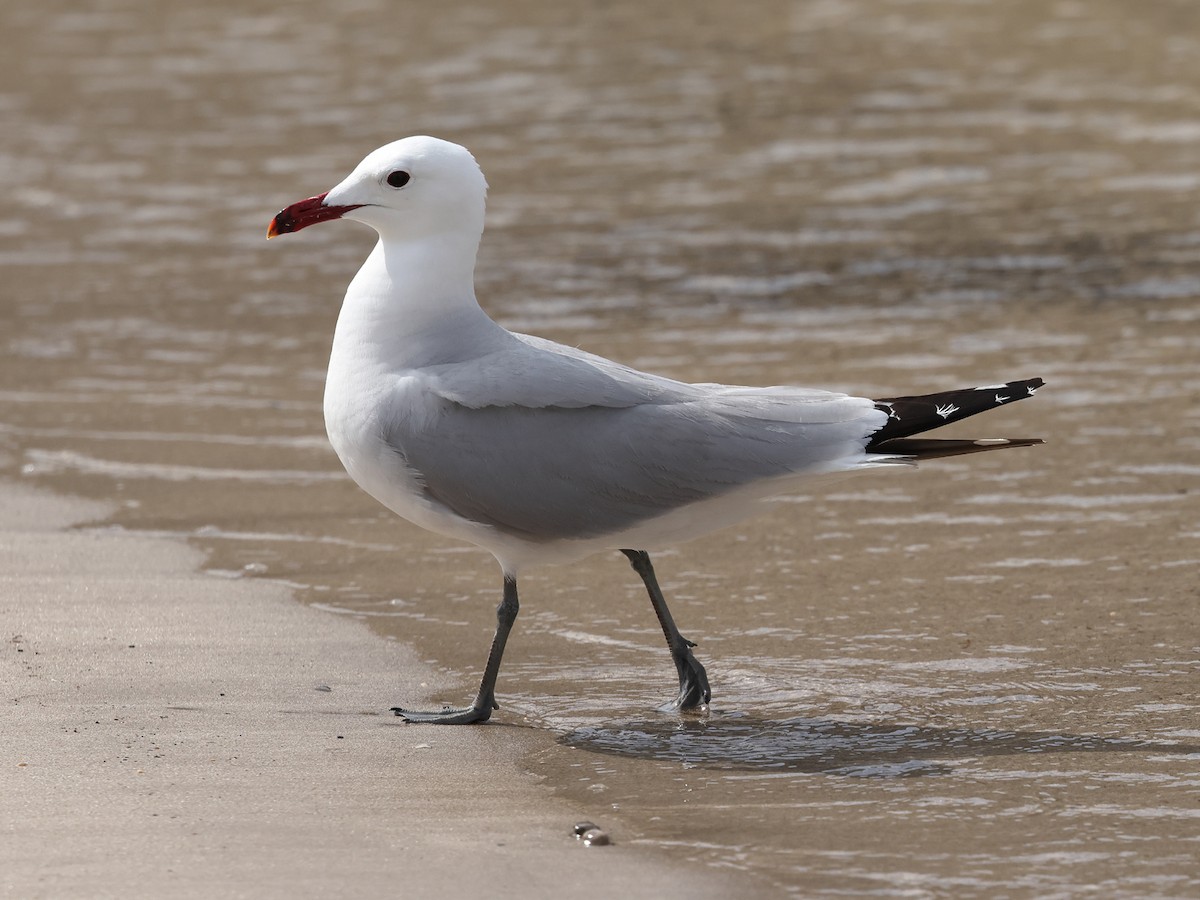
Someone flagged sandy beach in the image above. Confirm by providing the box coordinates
[2,480,771,899]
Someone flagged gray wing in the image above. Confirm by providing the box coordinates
[385,391,884,542]
[425,330,697,409]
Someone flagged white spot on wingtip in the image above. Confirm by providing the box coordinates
[877,401,900,422]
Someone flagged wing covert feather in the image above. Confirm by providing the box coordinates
[385,392,883,541]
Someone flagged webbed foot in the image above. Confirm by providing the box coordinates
[391,701,494,725]
[666,641,711,711]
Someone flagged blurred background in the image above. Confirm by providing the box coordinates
[3,0,1198,895]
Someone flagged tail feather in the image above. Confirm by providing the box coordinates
[867,378,1045,461]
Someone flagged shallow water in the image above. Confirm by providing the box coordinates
[3,0,1199,895]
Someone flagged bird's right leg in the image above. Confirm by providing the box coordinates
[621,549,711,710]
[392,574,519,725]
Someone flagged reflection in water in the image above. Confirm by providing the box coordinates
[563,713,1198,777]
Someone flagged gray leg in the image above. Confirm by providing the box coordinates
[392,575,519,725]
[621,549,711,710]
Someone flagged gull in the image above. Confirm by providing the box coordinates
[268,136,1044,725]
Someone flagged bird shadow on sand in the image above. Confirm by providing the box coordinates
[557,712,1200,777]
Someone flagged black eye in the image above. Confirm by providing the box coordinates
[386,170,411,188]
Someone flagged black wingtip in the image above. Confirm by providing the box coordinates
[868,378,1045,448]
[871,436,1044,460]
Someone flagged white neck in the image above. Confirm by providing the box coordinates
[330,231,507,372]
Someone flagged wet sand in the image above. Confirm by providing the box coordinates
[2,481,771,898]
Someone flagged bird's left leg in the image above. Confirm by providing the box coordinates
[621,549,711,710]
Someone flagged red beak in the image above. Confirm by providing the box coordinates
[266,192,364,238]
